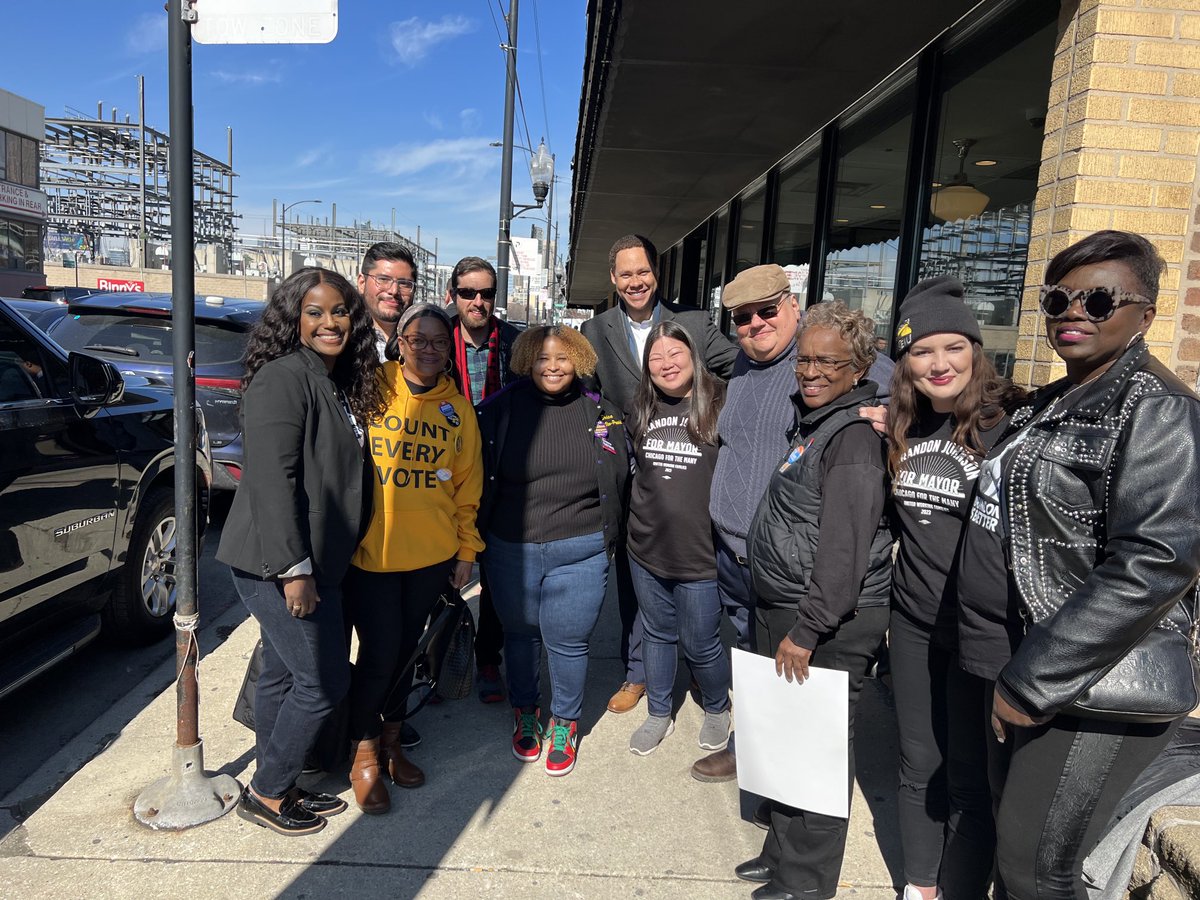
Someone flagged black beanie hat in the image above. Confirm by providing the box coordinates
[894,275,982,354]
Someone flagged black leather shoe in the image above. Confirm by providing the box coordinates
[292,787,347,817]
[751,884,798,900]
[735,858,773,883]
[236,787,326,836]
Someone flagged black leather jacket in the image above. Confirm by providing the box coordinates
[997,339,1200,719]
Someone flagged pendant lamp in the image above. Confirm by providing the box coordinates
[930,139,990,222]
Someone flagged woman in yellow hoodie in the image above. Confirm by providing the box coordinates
[342,302,483,814]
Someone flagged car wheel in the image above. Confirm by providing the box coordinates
[104,487,177,645]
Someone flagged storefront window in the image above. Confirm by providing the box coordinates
[706,207,730,310]
[916,10,1057,376]
[0,218,44,272]
[771,145,820,300]
[735,181,766,275]
[825,78,917,340]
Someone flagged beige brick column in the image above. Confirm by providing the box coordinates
[1017,0,1200,388]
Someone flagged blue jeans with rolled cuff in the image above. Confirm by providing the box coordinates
[484,531,608,722]
[232,568,350,800]
[629,555,729,719]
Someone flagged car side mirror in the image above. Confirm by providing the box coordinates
[69,351,125,407]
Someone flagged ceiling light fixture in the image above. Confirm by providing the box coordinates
[974,159,998,167]
[869,204,886,209]
[930,139,990,222]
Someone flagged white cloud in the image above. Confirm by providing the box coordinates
[423,111,445,131]
[294,146,331,169]
[212,69,282,86]
[367,137,497,180]
[125,13,167,55]
[388,15,473,67]
[459,108,481,132]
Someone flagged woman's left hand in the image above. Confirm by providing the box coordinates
[449,559,475,590]
[775,635,813,684]
[990,686,1050,744]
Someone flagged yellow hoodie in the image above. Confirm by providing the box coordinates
[353,363,484,572]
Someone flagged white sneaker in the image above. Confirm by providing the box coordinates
[902,887,943,900]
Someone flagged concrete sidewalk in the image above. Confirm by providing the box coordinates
[0,582,903,899]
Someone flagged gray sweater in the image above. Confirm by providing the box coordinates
[709,340,798,558]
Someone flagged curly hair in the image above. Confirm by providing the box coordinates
[243,267,385,424]
[800,300,878,372]
[629,320,725,448]
[510,325,598,377]
[886,343,1028,479]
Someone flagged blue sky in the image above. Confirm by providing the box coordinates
[3,1,584,264]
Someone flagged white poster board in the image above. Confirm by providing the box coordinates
[192,0,338,44]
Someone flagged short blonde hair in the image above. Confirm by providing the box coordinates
[510,325,598,377]
[801,300,878,372]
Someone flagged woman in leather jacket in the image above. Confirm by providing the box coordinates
[982,231,1200,899]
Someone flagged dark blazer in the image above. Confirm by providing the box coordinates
[581,298,737,414]
[217,347,370,585]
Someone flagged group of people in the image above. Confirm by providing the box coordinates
[219,229,1200,900]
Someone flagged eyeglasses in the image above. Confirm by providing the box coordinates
[454,286,497,301]
[402,335,451,352]
[366,273,416,293]
[794,356,854,375]
[731,296,785,328]
[1038,284,1151,322]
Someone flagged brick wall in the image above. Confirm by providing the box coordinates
[42,264,271,301]
[1017,0,1200,387]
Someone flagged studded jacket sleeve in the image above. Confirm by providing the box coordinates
[998,391,1200,718]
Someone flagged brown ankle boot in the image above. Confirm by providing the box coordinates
[380,722,426,788]
[349,739,390,814]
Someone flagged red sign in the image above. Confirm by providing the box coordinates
[97,278,145,292]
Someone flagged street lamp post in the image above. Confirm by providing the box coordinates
[279,198,321,282]
[492,137,554,317]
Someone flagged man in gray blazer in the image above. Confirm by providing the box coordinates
[581,234,737,714]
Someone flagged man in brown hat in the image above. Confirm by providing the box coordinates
[691,263,802,783]
[582,234,736,716]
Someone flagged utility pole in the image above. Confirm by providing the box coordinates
[494,0,519,315]
[544,155,554,321]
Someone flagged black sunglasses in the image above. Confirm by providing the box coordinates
[731,296,785,328]
[1038,284,1151,323]
[455,287,497,301]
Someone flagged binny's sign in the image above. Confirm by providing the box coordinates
[97,278,146,292]
[191,0,338,45]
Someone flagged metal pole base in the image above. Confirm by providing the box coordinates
[134,740,241,830]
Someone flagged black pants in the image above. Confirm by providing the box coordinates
[756,603,890,900]
[889,608,995,898]
[473,565,504,668]
[342,560,453,740]
[995,713,1179,900]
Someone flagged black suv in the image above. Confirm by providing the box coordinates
[0,298,212,699]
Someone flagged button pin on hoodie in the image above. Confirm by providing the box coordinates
[438,401,460,427]
[436,468,453,482]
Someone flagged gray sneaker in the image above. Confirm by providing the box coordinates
[629,715,674,756]
[698,710,730,751]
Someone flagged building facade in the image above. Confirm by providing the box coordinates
[0,88,46,297]
[568,0,1200,389]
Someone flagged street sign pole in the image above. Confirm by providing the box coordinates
[134,0,240,828]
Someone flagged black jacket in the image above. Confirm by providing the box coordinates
[997,340,1200,719]
[581,298,737,413]
[217,348,371,585]
[475,379,629,556]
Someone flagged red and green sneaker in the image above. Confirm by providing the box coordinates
[512,706,542,762]
[544,717,579,776]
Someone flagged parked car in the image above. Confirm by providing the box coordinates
[0,298,212,699]
[20,285,98,304]
[3,297,71,333]
[46,292,262,491]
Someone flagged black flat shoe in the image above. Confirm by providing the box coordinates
[751,884,798,900]
[292,787,347,817]
[735,858,773,884]
[236,787,326,836]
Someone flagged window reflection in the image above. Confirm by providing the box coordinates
[735,184,766,275]
[772,147,820,303]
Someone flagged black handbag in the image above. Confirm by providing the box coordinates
[1066,586,1200,723]
[231,639,264,731]
[383,588,476,716]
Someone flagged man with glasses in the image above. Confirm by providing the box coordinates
[692,263,802,784]
[582,233,737,717]
[445,256,522,705]
[358,242,419,359]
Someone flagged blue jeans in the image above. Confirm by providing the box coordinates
[484,531,608,722]
[715,533,756,654]
[629,556,729,718]
[232,569,350,799]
